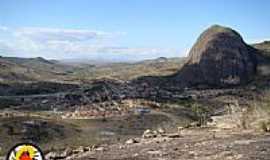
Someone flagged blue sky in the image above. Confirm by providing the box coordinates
[0,0,269,60]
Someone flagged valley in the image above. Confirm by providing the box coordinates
[0,25,270,160]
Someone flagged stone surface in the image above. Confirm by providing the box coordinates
[175,25,257,87]
[125,138,139,144]
[66,129,270,160]
[157,128,165,134]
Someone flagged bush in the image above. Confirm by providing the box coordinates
[260,121,270,132]
[191,103,209,126]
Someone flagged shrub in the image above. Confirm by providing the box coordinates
[260,121,269,132]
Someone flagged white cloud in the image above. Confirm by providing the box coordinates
[13,27,119,43]
[0,26,180,60]
[246,38,270,44]
[0,26,8,31]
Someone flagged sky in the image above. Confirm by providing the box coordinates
[0,0,269,61]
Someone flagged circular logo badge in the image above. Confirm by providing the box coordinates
[6,143,44,160]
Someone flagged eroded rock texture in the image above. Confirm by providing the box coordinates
[175,25,257,87]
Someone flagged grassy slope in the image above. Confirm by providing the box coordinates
[71,57,186,81]
[0,56,186,83]
[0,56,76,83]
[253,41,270,57]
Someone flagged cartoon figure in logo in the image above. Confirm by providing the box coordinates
[15,145,36,160]
[6,143,44,160]
[18,151,32,160]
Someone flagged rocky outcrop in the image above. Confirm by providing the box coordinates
[174,25,257,87]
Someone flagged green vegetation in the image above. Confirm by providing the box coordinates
[259,121,270,132]
[190,103,209,126]
[238,90,270,131]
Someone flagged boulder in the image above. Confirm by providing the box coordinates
[95,146,105,151]
[45,151,66,160]
[142,129,155,138]
[157,128,165,134]
[175,25,257,87]
[125,138,139,144]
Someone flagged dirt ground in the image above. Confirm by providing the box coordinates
[68,128,270,160]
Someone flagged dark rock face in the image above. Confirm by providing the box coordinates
[175,25,257,87]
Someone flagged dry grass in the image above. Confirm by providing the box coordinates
[239,91,270,131]
[71,58,185,81]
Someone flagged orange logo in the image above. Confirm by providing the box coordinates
[6,143,44,160]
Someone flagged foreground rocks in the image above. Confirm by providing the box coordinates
[47,128,270,160]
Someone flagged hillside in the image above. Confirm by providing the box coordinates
[0,56,186,83]
[0,56,75,83]
[251,41,270,75]
[253,41,270,57]
[70,57,186,81]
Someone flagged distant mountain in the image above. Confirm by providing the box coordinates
[0,55,187,83]
[1,56,68,71]
[3,56,53,64]
[68,57,186,81]
[0,56,75,83]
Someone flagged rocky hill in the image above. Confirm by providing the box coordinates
[174,25,257,88]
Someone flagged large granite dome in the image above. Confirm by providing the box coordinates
[176,25,257,87]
